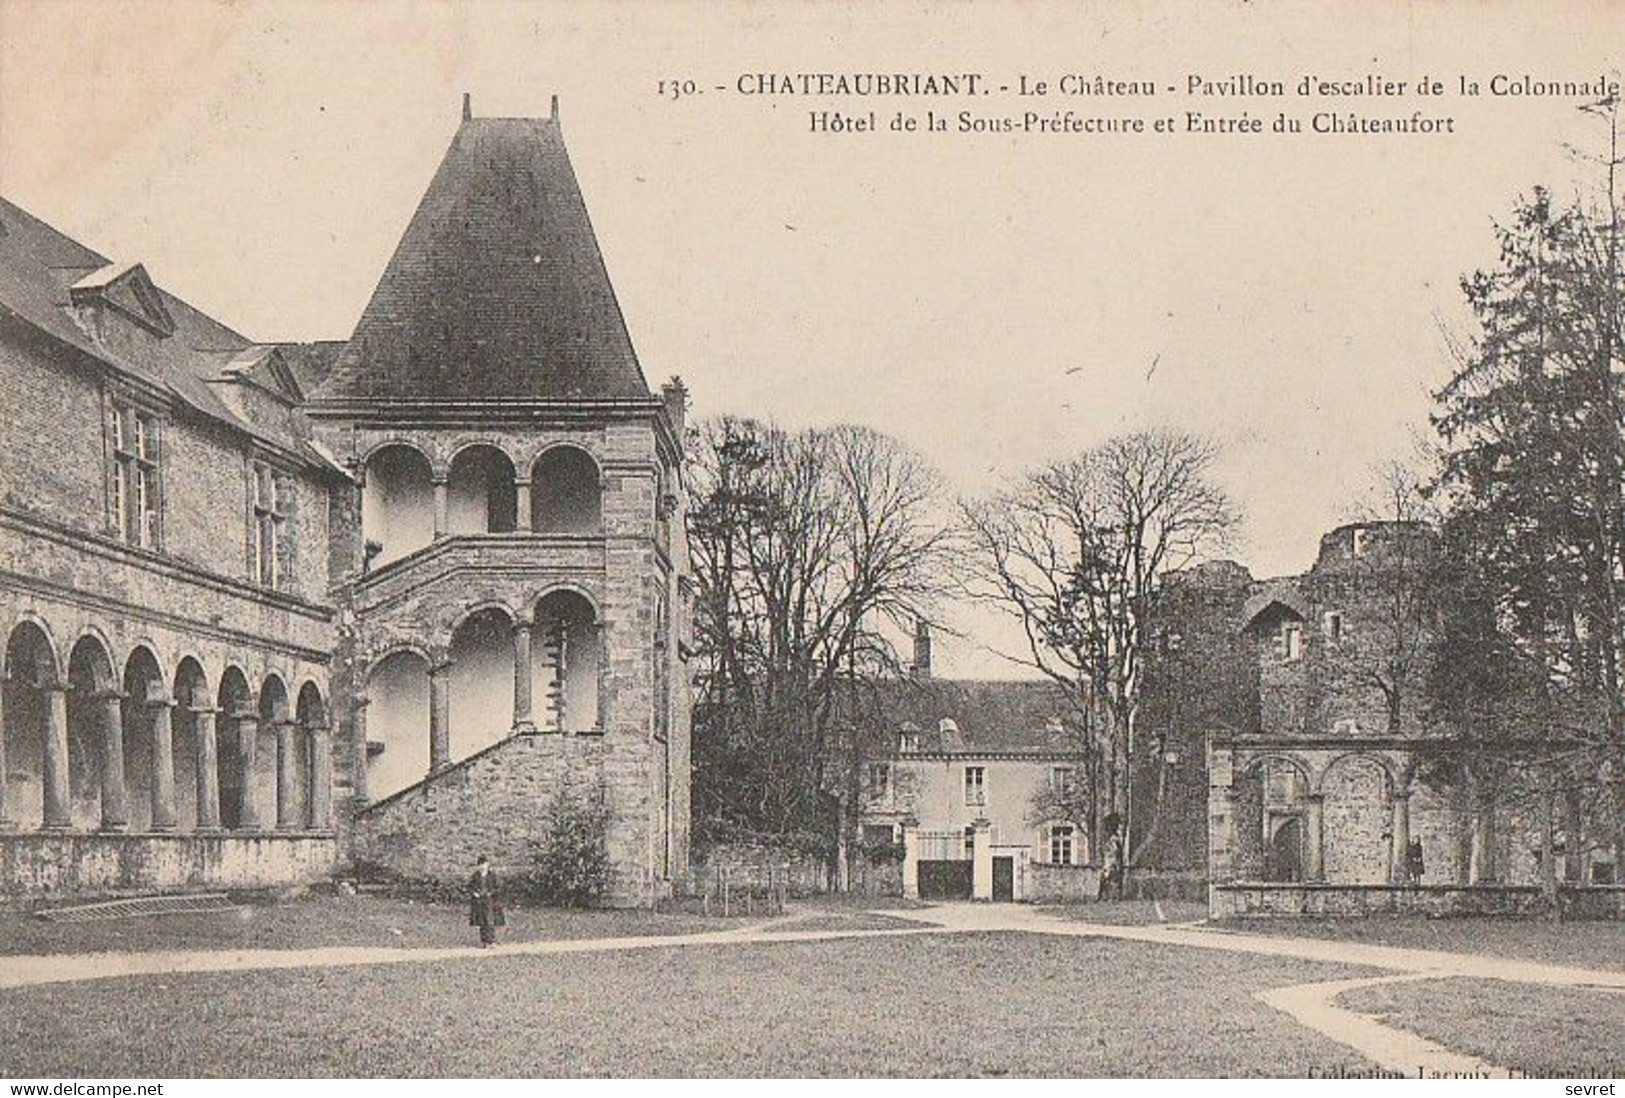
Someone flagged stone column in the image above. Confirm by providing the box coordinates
[516,478,534,532]
[275,719,300,829]
[512,619,535,732]
[971,819,994,900]
[351,696,371,805]
[1304,793,1325,883]
[234,705,261,830]
[432,477,450,540]
[41,684,70,829]
[1390,792,1411,885]
[192,693,221,831]
[308,721,333,829]
[429,661,451,772]
[97,689,129,831]
[146,685,178,832]
[902,826,920,899]
[0,679,11,830]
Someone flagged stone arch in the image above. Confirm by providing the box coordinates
[172,656,210,830]
[216,666,254,829]
[527,582,602,623]
[65,633,119,830]
[4,619,63,828]
[255,674,290,830]
[291,680,329,829]
[1321,752,1393,884]
[364,648,431,801]
[450,605,514,761]
[1234,753,1312,883]
[530,444,602,534]
[120,645,168,831]
[531,588,601,733]
[446,443,518,535]
[362,442,435,566]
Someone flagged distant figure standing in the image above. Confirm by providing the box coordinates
[1406,838,1425,885]
[468,856,505,948]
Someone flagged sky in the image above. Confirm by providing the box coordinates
[1,0,1620,677]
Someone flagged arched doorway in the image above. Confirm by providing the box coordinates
[257,676,289,829]
[1267,816,1305,883]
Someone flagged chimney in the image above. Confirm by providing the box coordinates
[912,619,933,680]
[661,376,689,441]
[550,94,560,122]
[462,92,473,122]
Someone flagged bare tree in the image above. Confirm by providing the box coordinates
[687,416,957,884]
[961,427,1239,869]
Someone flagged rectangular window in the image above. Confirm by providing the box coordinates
[251,462,287,588]
[1323,611,1345,641]
[1283,622,1304,661]
[110,404,160,548]
[963,765,985,805]
[1050,766,1076,796]
[899,728,919,754]
[867,762,891,799]
[1049,824,1075,866]
[1352,527,1370,556]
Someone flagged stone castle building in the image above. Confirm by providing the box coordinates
[1137,522,1617,916]
[0,98,691,903]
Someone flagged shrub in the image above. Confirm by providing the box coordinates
[524,782,613,906]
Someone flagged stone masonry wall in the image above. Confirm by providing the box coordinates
[350,732,656,904]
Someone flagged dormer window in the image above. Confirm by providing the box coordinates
[109,402,161,549]
[899,725,919,754]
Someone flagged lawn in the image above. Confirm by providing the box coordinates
[0,892,732,957]
[1338,977,1625,1078]
[0,932,1372,1077]
[1215,915,1625,973]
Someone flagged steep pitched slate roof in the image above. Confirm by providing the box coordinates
[851,678,1081,756]
[315,113,651,404]
[0,196,328,466]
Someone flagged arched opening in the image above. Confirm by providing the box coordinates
[296,681,328,829]
[365,650,430,801]
[66,635,118,830]
[257,676,288,829]
[1322,754,1392,884]
[450,607,514,761]
[1268,817,1305,883]
[3,621,59,828]
[531,590,601,733]
[172,658,209,831]
[447,446,517,535]
[1233,756,1310,883]
[120,646,166,832]
[362,444,435,567]
[216,667,253,829]
[530,447,601,534]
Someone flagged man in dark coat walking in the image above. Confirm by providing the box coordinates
[468,855,505,947]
